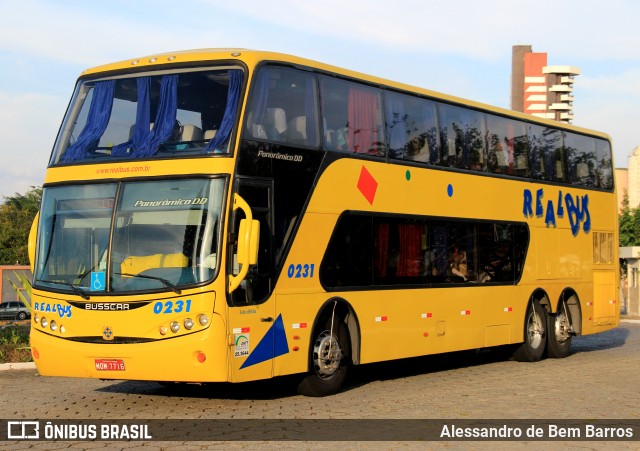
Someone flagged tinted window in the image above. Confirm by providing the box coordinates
[321,212,528,290]
[245,66,319,147]
[528,124,564,182]
[385,91,440,163]
[485,114,529,177]
[438,104,486,170]
[564,132,596,187]
[595,138,614,190]
[319,76,385,156]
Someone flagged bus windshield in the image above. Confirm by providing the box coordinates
[49,67,243,165]
[34,178,226,295]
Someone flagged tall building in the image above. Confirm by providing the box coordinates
[511,45,579,123]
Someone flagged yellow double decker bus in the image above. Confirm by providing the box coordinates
[29,49,618,396]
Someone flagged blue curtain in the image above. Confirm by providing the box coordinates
[133,75,178,157]
[206,70,243,153]
[111,77,151,156]
[62,80,115,163]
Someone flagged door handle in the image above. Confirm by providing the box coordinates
[261,317,274,323]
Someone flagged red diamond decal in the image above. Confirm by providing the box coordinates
[357,165,378,205]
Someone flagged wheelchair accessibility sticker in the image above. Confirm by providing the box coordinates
[91,272,106,291]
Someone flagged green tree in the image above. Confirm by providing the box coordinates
[0,186,41,265]
[619,190,640,247]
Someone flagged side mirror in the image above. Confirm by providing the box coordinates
[28,212,39,273]
[228,194,260,293]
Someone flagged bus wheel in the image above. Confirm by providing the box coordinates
[297,319,350,397]
[547,298,573,358]
[513,299,547,362]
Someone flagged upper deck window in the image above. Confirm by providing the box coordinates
[244,65,320,148]
[50,68,243,165]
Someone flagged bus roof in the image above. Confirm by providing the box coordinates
[80,48,611,142]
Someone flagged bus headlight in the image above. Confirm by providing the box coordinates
[184,318,194,330]
[170,321,180,333]
[50,320,58,332]
[40,317,48,328]
[198,314,209,326]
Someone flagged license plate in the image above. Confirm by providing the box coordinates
[95,359,125,371]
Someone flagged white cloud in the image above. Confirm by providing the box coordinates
[0,91,64,198]
[205,0,640,61]
[577,69,640,166]
[0,0,229,68]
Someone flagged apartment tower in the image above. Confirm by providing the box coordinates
[511,45,579,123]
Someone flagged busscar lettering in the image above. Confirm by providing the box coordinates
[522,188,591,236]
[85,303,130,311]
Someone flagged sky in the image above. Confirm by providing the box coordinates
[1,0,639,201]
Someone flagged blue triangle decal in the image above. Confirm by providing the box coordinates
[240,314,289,369]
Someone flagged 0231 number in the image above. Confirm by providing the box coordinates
[287,263,315,279]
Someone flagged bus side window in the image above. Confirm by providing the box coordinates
[245,66,319,147]
[320,75,385,156]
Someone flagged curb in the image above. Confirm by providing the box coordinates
[0,362,36,371]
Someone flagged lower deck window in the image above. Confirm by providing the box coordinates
[320,212,528,290]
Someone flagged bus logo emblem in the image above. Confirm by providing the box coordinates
[102,326,114,341]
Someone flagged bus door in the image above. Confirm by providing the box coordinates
[227,179,277,382]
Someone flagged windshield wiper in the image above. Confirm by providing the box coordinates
[115,272,182,295]
[38,280,90,300]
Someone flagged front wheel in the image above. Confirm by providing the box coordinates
[513,299,547,362]
[17,312,27,320]
[547,299,573,358]
[297,319,350,397]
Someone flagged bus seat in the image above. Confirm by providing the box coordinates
[204,129,217,141]
[129,122,154,138]
[265,107,287,140]
[516,155,527,169]
[120,252,188,276]
[555,161,564,179]
[180,124,203,142]
[576,162,589,179]
[287,116,307,143]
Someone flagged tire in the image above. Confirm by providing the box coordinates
[17,312,27,320]
[547,299,573,358]
[513,299,547,362]
[297,318,350,397]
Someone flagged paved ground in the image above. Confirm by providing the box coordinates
[1,321,639,450]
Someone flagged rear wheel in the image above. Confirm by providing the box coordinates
[17,312,27,320]
[297,319,350,397]
[547,298,573,358]
[513,299,547,362]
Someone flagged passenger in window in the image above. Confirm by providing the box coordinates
[470,150,484,171]
[449,244,468,281]
[406,135,429,162]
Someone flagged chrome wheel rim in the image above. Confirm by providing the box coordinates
[313,330,343,378]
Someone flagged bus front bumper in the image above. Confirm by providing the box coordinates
[30,315,229,383]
